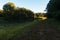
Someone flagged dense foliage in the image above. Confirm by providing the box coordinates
[0,2,34,22]
[46,0,60,19]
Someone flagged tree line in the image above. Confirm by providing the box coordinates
[0,2,34,22]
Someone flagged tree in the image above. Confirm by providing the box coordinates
[3,2,34,22]
[46,0,60,18]
[3,2,16,21]
[3,2,16,12]
[14,7,34,21]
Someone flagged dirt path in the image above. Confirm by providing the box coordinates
[22,21,60,40]
[11,20,60,40]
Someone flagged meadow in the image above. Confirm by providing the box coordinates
[0,19,39,40]
[0,19,60,40]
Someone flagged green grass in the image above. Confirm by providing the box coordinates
[0,20,39,40]
[0,19,60,40]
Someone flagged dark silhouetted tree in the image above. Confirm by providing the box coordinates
[2,2,34,22]
[3,2,16,12]
[14,7,34,21]
[3,2,16,21]
[46,0,60,18]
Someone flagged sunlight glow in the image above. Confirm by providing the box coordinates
[40,17,47,20]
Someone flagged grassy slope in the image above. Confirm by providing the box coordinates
[0,19,60,40]
[0,20,39,40]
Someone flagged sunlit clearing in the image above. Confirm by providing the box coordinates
[40,17,47,20]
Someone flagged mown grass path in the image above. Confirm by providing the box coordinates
[18,19,60,40]
[0,19,60,40]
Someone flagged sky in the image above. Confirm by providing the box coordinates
[0,0,49,13]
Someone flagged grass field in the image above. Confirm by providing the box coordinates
[0,19,60,40]
[0,20,39,40]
